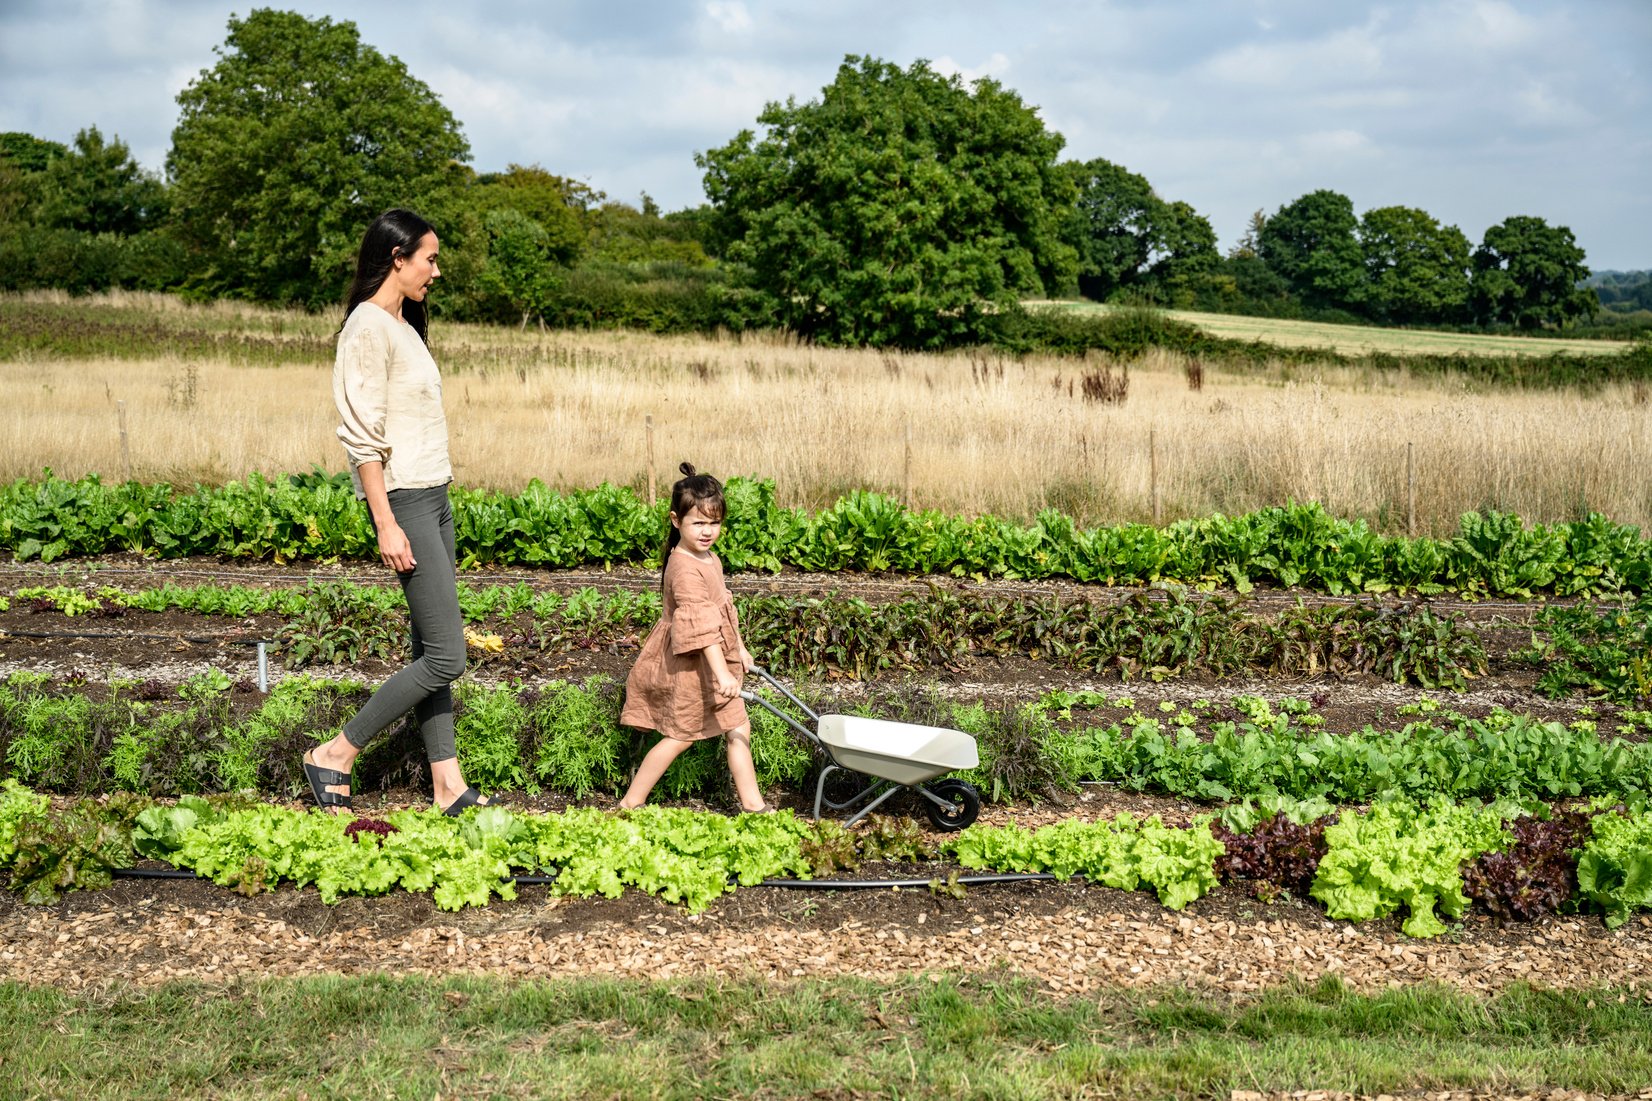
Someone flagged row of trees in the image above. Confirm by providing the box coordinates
[1592,270,1652,314]
[1064,169,1602,330]
[0,8,1617,347]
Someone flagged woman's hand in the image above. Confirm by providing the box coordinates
[355,463,414,572]
[377,522,416,572]
[740,647,756,672]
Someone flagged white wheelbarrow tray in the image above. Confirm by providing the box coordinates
[742,666,984,830]
[815,714,979,787]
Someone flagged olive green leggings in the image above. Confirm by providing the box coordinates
[342,484,465,762]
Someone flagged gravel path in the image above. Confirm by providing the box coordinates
[5,870,1650,999]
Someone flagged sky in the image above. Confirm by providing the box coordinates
[2,0,1648,270]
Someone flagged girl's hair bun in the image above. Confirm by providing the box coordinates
[678,462,697,478]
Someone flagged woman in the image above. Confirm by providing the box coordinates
[302,208,489,816]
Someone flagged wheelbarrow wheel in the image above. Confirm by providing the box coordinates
[922,779,981,831]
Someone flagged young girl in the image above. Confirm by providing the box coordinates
[618,464,769,812]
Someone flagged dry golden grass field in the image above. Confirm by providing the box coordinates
[4,290,1648,534]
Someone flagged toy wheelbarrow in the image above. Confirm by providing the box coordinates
[741,666,982,830]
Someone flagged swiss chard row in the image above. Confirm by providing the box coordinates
[4,472,1651,596]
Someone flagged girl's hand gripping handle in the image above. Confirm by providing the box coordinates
[712,666,742,701]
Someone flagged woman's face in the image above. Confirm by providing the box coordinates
[393,231,440,302]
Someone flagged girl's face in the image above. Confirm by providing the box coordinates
[392,231,440,302]
[671,503,723,555]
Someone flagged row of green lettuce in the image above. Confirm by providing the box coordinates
[3,781,1650,937]
[5,671,1652,809]
[4,471,1650,595]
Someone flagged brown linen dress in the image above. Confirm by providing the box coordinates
[620,549,749,740]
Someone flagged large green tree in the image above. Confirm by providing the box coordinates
[584,199,714,267]
[37,127,167,236]
[166,8,470,306]
[471,209,562,328]
[1258,189,1364,311]
[1357,205,1470,325]
[0,128,184,295]
[1065,157,1156,300]
[0,132,68,174]
[471,164,592,265]
[0,133,67,227]
[698,55,1077,347]
[1150,200,1219,296]
[1470,215,1595,330]
[1064,158,1217,303]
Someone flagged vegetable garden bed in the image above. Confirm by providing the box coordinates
[4,550,1652,1068]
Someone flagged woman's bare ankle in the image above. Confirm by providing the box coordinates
[307,738,355,774]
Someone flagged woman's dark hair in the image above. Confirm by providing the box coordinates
[662,462,726,580]
[342,208,436,344]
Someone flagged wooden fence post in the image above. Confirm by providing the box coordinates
[1150,428,1161,525]
[902,421,913,508]
[1406,441,1416,537]
[646,415,656,505]
[117,400,131,482]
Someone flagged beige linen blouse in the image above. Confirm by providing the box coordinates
[333,302,452,498]
[621,550,749,741]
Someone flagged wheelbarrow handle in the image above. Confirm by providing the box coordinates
[746,665,819,722]
[740,687,823,747]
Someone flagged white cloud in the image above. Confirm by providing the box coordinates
[1513,79,1592,129]
[1299,128,1376,158]
[1200,18,1385,88]
[704,1,753,34]
[930,51,1011,85]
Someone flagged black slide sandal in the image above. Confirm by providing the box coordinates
[302,753,352,811]
[441,787,489,817]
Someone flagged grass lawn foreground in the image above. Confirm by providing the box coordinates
[4,973,1651,1099]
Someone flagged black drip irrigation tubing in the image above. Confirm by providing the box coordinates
[111,868,1059,889]
[756,873,1055,889]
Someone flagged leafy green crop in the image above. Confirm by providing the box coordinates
[1575,809,1652,928]
[1311,801,1510,938]
[948,813,1223,910]
[9,797,137,904]
[8,781,1652,935]
[525,805,814,911]
[33,574,1491,688]
[1519,595,1652,703]
[0,778,48,869]
[7,474,1652,597]
[10,669,1652,808]
[1043,703,1652,805]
